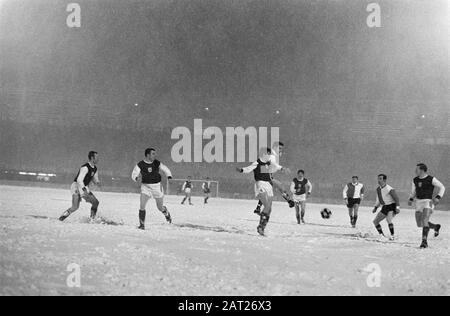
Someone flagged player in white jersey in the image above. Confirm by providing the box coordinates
[343,176,365,228]
[372,174,401,241]
[238,148,274,236]
[202,177,212,204]
[132,148,173,230]
[254,141,294,215]
[408,163,445,248]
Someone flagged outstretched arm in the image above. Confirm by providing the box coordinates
[239,161,259,174]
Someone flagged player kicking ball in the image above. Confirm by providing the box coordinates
[372,174,400,241]
[408,163,445,249]
[238,148,274,236]
[59,151,101,222]
[290,170,312,224]
[132,148,173,230]
[254,141,294,215]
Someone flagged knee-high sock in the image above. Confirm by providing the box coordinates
[139,210,146,226]
[422,227,430,241]
[388,223,394,236]
[428,222,437,230]
[375,224,384,235]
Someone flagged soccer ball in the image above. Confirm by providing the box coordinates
[321,208,332,219]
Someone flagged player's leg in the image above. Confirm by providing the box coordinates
[352,203,360,227]
[271,179,295,208]
[155,197,172,224]
[181,192,187,204]
[59,193,81,221]
[420,208,433,248]
[348,206,354,227]
[373,212,387,237]
[295,203,301,224]
[257,192,272,236]
[386,211,395,239]
[188,191,193,205]
[300,201,306,224]
[139,193,151,230]
[83,192,100,220]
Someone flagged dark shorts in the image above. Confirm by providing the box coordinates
[380,203,397,216]
[347,198,361,208]
[203,189,211,194]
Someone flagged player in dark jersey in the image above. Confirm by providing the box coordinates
[59,151,101,222]
[132,148,173,230]
[408,163,446,248]
[202,177,212,204]
[254,141,294,215]
[181,176,194,205]
[290,170,312,224]
[238,148,274,236]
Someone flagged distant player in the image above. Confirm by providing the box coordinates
[238,148,273,236]
[343,176,365,228]
[254,141,294,215]
[59,151,101,222]
[181,176,194,205]
[290,170,312,224]
[202,177,212,204]
[408,163,445,249]
[372,174,401,241]
[131,148,173,230]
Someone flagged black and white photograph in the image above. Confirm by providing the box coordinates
[0,0,449,299]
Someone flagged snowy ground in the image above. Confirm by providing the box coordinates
[0,184,449,296]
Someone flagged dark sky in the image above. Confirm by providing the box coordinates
[1,0,449,126]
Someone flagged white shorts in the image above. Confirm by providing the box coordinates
[184,188,192,194]
[293,194,307,203]
[141,183,164,199]
[254,181,274,198]
[70,182,86,196]
[415,199,434,213]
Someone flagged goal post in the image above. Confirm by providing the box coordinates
[166,178,220,198]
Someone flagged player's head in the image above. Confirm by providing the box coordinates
[145,148,157,161]
[88,151,99,165]
[352,176,359,184]
[416,163,428,177]
[297,170,305,178]
[206,177,210,181]
[187,176,192,180]
[377,174,387,186]
[272,141,284,157]
[259,147,272,159]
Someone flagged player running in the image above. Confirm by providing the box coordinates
[132,148,173,230]
[290,170,312,224]
[343,176,365,228]
[59,151,101,222]
[238,148,274,236]
[408,163,445,249]
[181,176,194,205]
[202,177,212,204]
[372,174,401,241]
[254,141,294,215]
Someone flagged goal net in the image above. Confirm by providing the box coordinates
[166,179,220,198]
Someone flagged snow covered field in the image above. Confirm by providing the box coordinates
[0,184,449,296]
